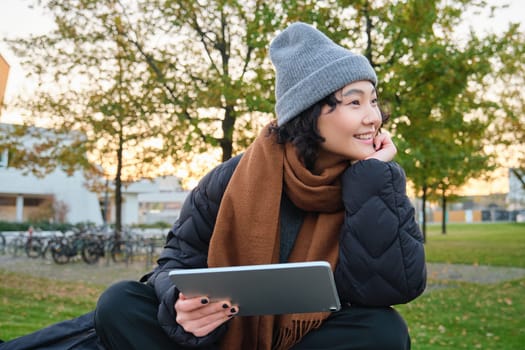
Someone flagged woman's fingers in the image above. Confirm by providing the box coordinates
[368,131,397,162]
[175,293,239,337]
[180,307,236,337]
[176,293,212,313]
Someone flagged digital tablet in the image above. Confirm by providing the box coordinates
[168,261,341,316]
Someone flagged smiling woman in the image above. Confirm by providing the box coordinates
[316,81,385,168]
[2,1,524,346]
[0,20,427,350]
[88,21,426,350]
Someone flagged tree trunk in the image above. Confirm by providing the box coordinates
[441,187,447,234]
[114,133,123,240]
[421,183,427,243]
[221,105,235,162]
[103,178,109,226]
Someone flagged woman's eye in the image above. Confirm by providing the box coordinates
[348,99,360,105]
[371,98,378,105]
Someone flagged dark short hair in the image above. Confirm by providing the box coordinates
[269,92,389,172]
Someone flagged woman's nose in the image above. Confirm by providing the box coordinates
[363,108,381,125]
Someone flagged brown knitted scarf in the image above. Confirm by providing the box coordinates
[208,124,348,350]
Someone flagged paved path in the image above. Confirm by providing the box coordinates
[2,255,525,289]
[427,262,525,284]
[0,255,154,286]
[425,262,525,292]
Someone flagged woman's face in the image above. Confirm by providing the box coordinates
[316,80,382,168]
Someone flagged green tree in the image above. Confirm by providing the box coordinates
[127,0,345,168]
[487,26,525,192]
[3,0,169,237]
[343,0,522,237]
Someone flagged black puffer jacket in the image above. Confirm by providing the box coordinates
[144,156,427,347]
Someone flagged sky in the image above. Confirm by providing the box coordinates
[0,0,524,194]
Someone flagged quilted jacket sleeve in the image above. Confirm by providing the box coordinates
[334,159,427,306]
[143,155,241,347]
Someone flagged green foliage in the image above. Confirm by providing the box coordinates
[487,26,525,187]
[371,0,505,198]
[0,220,75,232]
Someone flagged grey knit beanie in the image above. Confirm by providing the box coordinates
[270,22,377,126]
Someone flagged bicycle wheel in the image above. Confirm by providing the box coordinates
[42,236,62,259]
[81,241,103,264]
[51,242,70,264]
[110,240,132,263]
[26,238,43,258]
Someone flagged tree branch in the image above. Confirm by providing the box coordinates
[511,168,525,189]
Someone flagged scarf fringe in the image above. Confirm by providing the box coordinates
[272,319,324,350]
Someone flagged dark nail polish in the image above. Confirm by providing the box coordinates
[201,298,209,304]
[230,307,237,313]
[222,303,229,309]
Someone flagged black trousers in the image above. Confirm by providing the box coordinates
[94,281,410,350]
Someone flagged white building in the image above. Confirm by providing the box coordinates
[0,149,103,224]
[0,144,190,225]
[0,121,104,223]
[117,176,189,225]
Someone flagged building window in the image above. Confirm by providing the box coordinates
[0,196,16,206]
[24,197,47,207]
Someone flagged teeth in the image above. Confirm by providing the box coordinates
[354,134,373,140]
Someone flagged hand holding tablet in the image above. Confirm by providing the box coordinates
[169,261,341,316]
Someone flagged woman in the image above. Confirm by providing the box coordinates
[94,22,426,350]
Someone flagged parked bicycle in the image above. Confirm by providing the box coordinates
[51,230,93,264]
[81,232,132,265]
[25,227,45,259]
[39,231,65,259]
[6,230,45,258]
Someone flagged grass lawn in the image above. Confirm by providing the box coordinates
[1,222,524,348]
[400,222,525,349]
[424,222,525,268]
[0,270,104,340]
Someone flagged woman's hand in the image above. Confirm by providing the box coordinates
[175,293,238,337]
[366,131,397,162]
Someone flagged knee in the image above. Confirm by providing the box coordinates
[367,307,410,350]
[95,280,138,327]
[294,306,410,350]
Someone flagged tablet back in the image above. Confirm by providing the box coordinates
[169,261,341,316]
